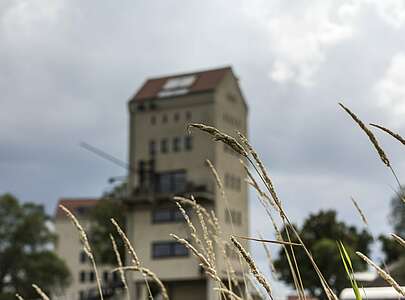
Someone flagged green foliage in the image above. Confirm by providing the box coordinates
[89,197,126,265]
[274,210,372,299]
[379,187,405,264]
[389,187,405,237]
[0,193,71,299]
[338,241,362,300]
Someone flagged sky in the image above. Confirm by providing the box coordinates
[1,0,405,298]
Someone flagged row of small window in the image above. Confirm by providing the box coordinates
[150,111,192,125]
[225,209,242,225]
[224,173,242,191]
[152,206,187,223]
[152,241,189,258]
[149,136,192,155]
[79,270,118,283]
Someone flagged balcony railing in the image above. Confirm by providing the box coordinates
[125,180,215,204]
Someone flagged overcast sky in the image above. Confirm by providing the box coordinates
[1,0,405,298]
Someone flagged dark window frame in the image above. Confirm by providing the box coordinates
[89,271,95,283]
[79,271,86,283]
[152,241,189,259]
[79,251,87,263]
[173,137,181,152]
[156,170,186,193]
[149,140,156,156]
[184,136,192,151]
[152,206,187,224]
[161,139,168,153]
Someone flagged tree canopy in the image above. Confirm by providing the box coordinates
[88,197,126,265]
[0,194,70,300]
[274,210,372,299]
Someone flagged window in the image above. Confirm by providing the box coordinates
[79,251,86,263]
[227,93,237,103]
[174,112,180,122]
[79,271,86,283]
[157,171,186,193]
[225,210,242,225]
[151,115,156,125]
[225,173,241,191]
[184,136,192,151]
[149,140,156,156]
[152,208,172,223]
[185,111,192,121]
[161,139,168,153]
[103,271,109,282]
[173,137,181,152]
[152,241,189,258]
[162,114,168,123]
[152,207,186,223]
[89,271,95,283]
[79,291,85,300]
[113,271,119,282]
[158,76,196,98]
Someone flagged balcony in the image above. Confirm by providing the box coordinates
[125,180,215,205]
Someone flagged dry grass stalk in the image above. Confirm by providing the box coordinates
[339,103,390,167]
[237,133,283,211]
[174,201,207,254]
[356,252,405,296]
[230,236,273,299]
[188,123,247,157]
[173,196,218,235]
[109,235,130,300]
[370,123,405,146]
[205,159,252,297]
[15,294,24,300]
[206,159,225,198]
[32,284,50,300]
[170,234,221,282]
[194,198,216,265]
[259,233,277,275]
[115,266,169,300]
[238,137,337,300]
[243,162,280,213]
[110,218,140,267]
[351,197,368,226]
[60,205,104,300]
[391,233,405,248]
[110,219,154,300]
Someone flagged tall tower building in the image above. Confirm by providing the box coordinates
[125,66,249,300]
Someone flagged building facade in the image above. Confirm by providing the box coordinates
[54,198,121,300]
[125,66,249,300]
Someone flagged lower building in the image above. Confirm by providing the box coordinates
[54,198,122,300]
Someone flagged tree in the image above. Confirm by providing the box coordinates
[89,197,126,265]
[378,187,405,283]
[274,210,373,299]
[379,187,405,264]
[0,194,71,300]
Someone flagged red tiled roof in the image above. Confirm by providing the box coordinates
[55,198,98,218]
[131,66,232,102]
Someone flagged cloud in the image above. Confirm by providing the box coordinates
[375,52,405,126]
[1,2,405,296]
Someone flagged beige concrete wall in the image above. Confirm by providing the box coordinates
[212,71,249,277]
[54,218,113,300]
